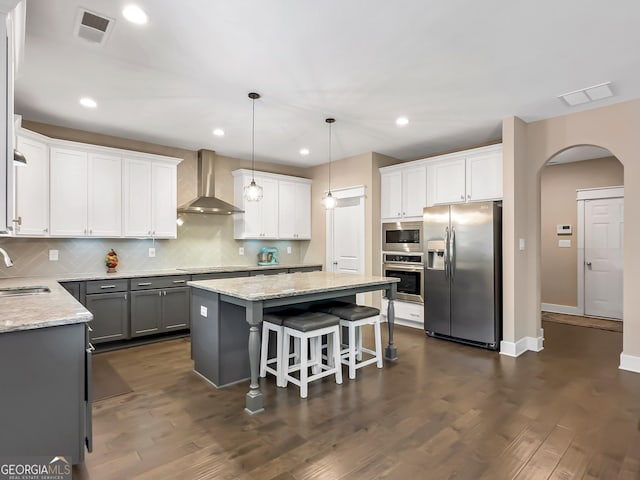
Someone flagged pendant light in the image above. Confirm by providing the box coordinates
[322,118,337,209]
[244,92,263,202]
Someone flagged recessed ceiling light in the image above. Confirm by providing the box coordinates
[396,116,409,126]
[300,148,310,155]
[213,128,225,137]
[79,97,97,108]
[122,5,148,24]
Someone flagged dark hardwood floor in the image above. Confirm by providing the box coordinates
[74,321,640,479]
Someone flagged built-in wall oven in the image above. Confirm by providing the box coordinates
[382,253,424,303]
[382,221,423,253]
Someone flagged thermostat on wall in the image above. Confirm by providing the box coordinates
[556,224,572,235]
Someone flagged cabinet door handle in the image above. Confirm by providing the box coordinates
[100,285,116,289]
[89,229,93,235]
[87,325,93,332]
[172,280,186,284]
[152,231,156,236]
[158,291,162,297]
[138,282,153,286]
[43,228,48,233]
[88,342,96,352]
[124,293,127,300]
[163,291,167,296]
[460,195,464,200]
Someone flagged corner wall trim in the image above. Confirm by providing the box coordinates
[541,303,582,316]
[500,335,545,357]
[619,353,640,373]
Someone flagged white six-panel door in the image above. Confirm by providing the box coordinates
[584,197,624,319]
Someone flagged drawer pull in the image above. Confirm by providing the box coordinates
[100,285,117,289]
[88,342,95,352]
[138,282,153,286]
[172,280,186,284]
[409,313,420,318]
[87,326,93,332]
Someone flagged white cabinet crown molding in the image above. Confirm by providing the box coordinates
[232,168,311,184]
[379,143,503,174]
[15,126,182,166]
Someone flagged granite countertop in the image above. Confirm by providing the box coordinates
[188,271,400,301]
[53,263,322,282]
[0,263,321,334]
[0,277,92,334]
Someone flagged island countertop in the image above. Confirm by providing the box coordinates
[0,277,92,334]
[188,271,400,301]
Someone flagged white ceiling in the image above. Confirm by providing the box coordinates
[14,0,640,167]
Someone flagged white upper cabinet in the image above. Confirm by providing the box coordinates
[278,180,311,239]
[426,144,502,206]
[233,171,279,239]
[427,157,466,205]
[150,162,177,238]
[465,150,502,202]
[11,127,181,238]
[88,153,122,237]
[380,165,426,221]
[123,158,178,238]
[233,169,311,240]
[380,171,402,220]
[50,147,88,236]
[14,134,48,236]
[50,149,124,237]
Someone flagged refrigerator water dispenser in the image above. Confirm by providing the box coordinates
[426,240,446,270]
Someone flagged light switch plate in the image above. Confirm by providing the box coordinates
[148,247,156,257]
[48,249,59,261]
[559,239,571,248]
[519,239,525,251]
[287,246,292,254]
[200,305,207,317]
[239,247,244,256]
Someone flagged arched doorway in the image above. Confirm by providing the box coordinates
[501,103,640,373]
[539,145,624,340]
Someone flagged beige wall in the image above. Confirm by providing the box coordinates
[503,99,640,362]
[0,121,310,278]
[540,157,623,306]
[302,151,398,307]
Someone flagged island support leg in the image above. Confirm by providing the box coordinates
[245,301,264,414]
[385,284,398,361]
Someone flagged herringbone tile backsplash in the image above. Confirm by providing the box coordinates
[0,214,310,278]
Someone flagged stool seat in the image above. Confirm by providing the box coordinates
[315,303,380,321]
[284,312,340,332]
[263,308,306,326]
[313,302,383,379]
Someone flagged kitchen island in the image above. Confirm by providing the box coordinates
[188,271,399,414]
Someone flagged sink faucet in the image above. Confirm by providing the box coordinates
[0,247,13,267]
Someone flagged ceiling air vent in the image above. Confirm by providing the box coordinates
[74,8,114,45]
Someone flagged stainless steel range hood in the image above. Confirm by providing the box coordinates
[177,149,244,215]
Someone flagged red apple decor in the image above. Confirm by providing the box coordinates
[105,249,119,273]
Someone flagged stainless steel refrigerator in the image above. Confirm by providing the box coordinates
[423,201,502,350]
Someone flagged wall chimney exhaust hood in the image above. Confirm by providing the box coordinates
[177,149,244,215]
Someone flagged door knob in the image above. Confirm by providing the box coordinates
[586,262,592,267]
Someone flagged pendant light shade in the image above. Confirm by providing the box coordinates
[244,92,263,202]
[322,118,336,210]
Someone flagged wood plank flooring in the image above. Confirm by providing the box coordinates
[541,312,623,333]
[73,321,640,479]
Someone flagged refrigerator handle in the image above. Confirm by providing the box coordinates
[450,227,456,281]
[444,226,450,279]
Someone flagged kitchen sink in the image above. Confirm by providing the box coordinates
[0,286,51,297]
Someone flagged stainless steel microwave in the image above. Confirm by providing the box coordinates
[382,221,423,253]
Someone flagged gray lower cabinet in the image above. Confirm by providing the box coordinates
[0,323,91,464]
[131,286,190,337]
[85,291,129,344]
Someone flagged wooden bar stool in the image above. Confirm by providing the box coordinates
[314,302,383,379]
[280,311,343,398]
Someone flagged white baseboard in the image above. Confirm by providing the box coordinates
[500,335,545,357]
[541,303,582,316]
[619,353,640,373]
